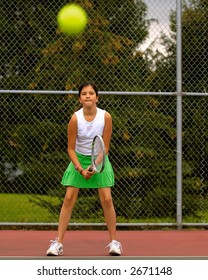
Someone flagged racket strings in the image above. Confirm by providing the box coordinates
[93,137,105,172]
[94,137,102,155]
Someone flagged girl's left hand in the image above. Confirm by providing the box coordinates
[82,168,94,180]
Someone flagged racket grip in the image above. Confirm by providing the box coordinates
[88,166,93,172]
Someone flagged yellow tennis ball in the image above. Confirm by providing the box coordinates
[57,4,88,36]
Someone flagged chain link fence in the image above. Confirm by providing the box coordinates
[0,0,207,227]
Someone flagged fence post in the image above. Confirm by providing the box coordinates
[176,0,183,229]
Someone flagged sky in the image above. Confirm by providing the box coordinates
[139,0,176,53]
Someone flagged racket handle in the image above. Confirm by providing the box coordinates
[88,166,93,172]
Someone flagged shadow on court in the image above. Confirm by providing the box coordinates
[0,230,207,257]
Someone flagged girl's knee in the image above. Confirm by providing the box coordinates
[100,196,113,208]
[63,190,78,206]
[63,195,73,205]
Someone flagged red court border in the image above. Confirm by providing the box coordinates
[0,230,208,257]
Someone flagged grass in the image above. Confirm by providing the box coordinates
[0,193,59,223]
[1,193,208,224]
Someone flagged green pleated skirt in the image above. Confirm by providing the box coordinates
[61,153,114,188]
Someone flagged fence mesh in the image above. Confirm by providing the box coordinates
[0,0,208,226]
[1,93,208,225]
[0,0,176,92]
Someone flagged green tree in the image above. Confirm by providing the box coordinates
[1,0,206,223]
[0,0,151,91]
[181,0,208,92]
[29,0,150,91]
[146,0,208,93]
[0,0,58,90]
[144,0,208,218]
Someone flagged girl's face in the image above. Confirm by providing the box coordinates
[79,85,98,107]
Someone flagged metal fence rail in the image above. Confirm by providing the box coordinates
[0,0,207,228]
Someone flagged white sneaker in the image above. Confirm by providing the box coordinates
[46,238,63,256]
[107,240,122,256]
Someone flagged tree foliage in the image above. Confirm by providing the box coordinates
[146,0,208,93]
[0,0,150,91]
[1,0,207,222]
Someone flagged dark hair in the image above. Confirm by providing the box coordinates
[78,83,98,97]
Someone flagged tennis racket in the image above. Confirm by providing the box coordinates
[88,135,106,173]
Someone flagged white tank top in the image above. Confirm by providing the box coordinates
[75,107,105,155]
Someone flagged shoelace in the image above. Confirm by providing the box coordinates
[49,238,60,249]
[106,240,123,252]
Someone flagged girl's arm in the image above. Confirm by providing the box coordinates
[67,113,92,179]
[67,114,83,173]
[102,111,112,154]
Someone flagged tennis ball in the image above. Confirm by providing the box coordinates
[57,4,88,36]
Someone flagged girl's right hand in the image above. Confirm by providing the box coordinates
[81,169,94,180]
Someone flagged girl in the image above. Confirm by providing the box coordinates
[46,83,122,256]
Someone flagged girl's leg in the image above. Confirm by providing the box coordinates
[98,187,117,241]
[57,187,79,243]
